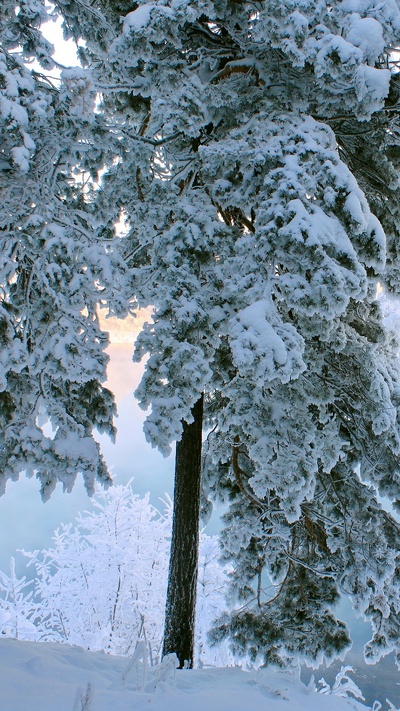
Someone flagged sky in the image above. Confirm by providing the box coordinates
[0,332,176,573]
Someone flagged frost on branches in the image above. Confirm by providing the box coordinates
[23,485,171,658]
[0,1,129,497]
[0,557,39,639]
[0,484,232,666]
[3,0,400,669]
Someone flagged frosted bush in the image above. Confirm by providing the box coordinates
[0,483,231,665]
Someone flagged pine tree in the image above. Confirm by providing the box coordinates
[0,1,131,497]
[5,0,400,668]
[162,396,204,667]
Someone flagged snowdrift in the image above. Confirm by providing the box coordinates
[0,638,375,711]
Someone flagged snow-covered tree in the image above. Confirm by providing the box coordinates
[16,483,230,664]
[3,0,400,670]
[0,557,38,639]
[0,0,129,498]
[49,0,400,667]
[207,296,400,666]
[24,484,171,658]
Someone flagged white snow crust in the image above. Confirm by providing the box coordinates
[123,4,174,33]
[0,638,373,711]
[346,15,385,64]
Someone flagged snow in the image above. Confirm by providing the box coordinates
[354,65,391,114]
[346,15,385,64]
[123,4,174,33]
[123,4,154,31]
[52,432,98,463]
[230,299,306,385]
[234,300,289,366]
[0,609,38,638]
[10,145,31,172]
[0,638,374,711]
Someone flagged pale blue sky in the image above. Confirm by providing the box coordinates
[0,343,175,572]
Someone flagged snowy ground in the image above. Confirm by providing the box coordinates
[0,638,387,711]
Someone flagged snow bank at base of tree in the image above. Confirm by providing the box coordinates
[0,638,377,711]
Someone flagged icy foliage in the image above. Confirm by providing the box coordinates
[1,484,231,665]
[314,666,365,700]
[23,484,171,658]
[0,557,39,639]
[0,2,130,495]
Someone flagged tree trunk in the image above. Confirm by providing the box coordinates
[162,395,204,668]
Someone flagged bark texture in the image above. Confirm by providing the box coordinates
[162,395,204,668]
